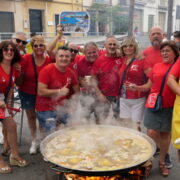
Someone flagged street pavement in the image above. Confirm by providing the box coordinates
[1,34,180,180]
[0,106,180,180]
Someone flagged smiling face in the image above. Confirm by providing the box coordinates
[33,41,45,56]
[2,45,15,62]
[68,43,79,61]
[55,49,71,69]
[84,45,99,63]
[12,33,27,51]
[161,45,176,64]
[122,44,135,57]
[105,37,118,56]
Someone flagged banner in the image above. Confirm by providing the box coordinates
[60,11,90,33]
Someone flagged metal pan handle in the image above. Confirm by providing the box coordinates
[50,165,73,173]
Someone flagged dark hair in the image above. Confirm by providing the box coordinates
[174,31,180,38]
[0,41,21,66]
[160,40,179,62]
[57,46,70,51]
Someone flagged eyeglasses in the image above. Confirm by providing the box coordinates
[3,47,15,53]
[70,48,79,54]
[16,38,27,46]
[33,44,45,48]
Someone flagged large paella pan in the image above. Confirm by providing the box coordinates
[40,125,156,176]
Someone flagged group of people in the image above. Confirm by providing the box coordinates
[0,26,180,178]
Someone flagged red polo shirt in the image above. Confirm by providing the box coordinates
[91,54,123,97]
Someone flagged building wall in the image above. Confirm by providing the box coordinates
[0,0,83,34]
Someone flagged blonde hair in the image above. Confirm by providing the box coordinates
[30,35,46,47]
[121,37,139,56]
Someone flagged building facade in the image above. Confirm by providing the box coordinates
[0,0,83,37]
[0,0,179,37]
[83,0,180,34]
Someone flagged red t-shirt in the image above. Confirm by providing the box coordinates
[77,56,94,78]
[36,64,78,111]
[91,54,123,97]
[148,62,176,108]
[143,47,163,68]
[0,65,19,94]
[170,58,180,78]
[119,57,149,99]
[19,54,51,95]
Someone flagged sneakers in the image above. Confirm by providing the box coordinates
[165,153,173,169]
[29,140,39,155]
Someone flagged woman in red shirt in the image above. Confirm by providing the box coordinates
[118,37,150,131]
[17,35,51,154]
[0,41,28,174]
[130,41,179,176]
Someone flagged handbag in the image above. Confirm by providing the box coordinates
[146,92,162,111]
[146,64,174,111]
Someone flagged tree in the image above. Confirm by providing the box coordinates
[88,3,128,35]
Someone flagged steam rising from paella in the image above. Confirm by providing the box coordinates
[42,125,154,171]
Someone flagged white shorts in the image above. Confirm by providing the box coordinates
[120,97,146,123]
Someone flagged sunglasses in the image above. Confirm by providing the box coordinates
[33,44,45,48]
[70,48,79,54]
[16,38,27,45]
[3,47,15,53]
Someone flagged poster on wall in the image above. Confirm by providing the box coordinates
[59,11,90,33]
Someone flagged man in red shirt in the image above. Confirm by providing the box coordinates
[76,42,99,123]
[37,46,79,136]
[144,27,164,68]
[91,36,123,121]
[11,32,27,55]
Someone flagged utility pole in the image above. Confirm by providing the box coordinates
[110,0,113,35]
[167,0,174,39]
[128,0,135,37]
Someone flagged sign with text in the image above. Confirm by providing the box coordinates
[60,11,90,33]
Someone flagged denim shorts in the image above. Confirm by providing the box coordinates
[144,107,173,132]
[37,111,69,134]
[18,90,36,110]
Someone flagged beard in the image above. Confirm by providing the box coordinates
[151,39,162,48]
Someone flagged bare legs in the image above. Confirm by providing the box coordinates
[2,117,28,165]
[25,109,37,140]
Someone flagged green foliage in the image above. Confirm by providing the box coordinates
[89,3,129,34]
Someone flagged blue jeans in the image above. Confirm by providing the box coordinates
[37,111,69,134]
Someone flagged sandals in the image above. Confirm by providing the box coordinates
[0,161,12,174]
[159,161,169,176]
[1,147,11,157]
[143,160,153,177]
[10,155,29,167]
